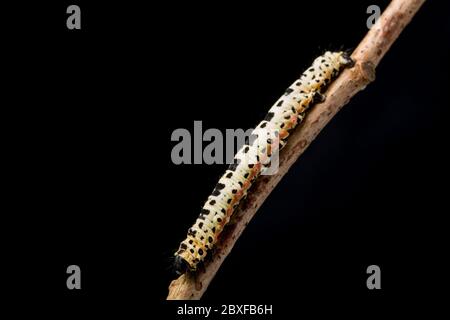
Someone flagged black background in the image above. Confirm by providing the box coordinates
[5,0,450,317]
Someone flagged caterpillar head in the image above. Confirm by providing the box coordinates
[174,255,191,275]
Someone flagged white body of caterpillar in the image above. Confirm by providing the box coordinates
[174,51,354,274]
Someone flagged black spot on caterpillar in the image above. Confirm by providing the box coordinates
[265,112,275,122]
[174,51,354,275]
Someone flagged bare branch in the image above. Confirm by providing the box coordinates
[167,0,426,300]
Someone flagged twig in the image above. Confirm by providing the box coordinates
[167,0,426,300]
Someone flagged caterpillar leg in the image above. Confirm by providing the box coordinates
[313,92,326,103]
[340,51,355,68]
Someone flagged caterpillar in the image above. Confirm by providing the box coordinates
[174,51,354,275]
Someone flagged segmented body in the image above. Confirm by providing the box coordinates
[174,51,354,274]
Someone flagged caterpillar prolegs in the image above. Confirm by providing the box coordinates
[174,51,354,275]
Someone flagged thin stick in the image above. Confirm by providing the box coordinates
[167,0,426,300]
